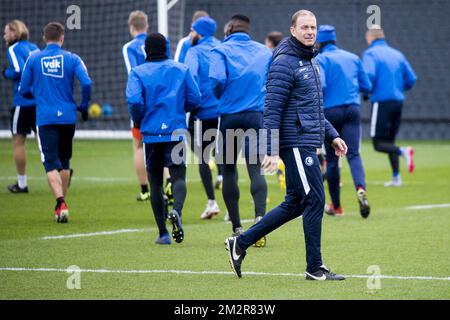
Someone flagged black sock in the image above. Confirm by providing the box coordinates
[141,184,149,194]
[55,196,65,209]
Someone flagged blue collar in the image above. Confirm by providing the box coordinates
[321,43,338,53]
[136,32,147,39]
[224,32,251,43]
[370,38,387,48]
[198,36,215,45]
[46,43,61,50]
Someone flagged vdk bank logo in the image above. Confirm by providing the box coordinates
[41,55,64,78]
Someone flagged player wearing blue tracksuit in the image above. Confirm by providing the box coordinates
[2,20,39,194]
[362,26,417,187]
[209,14,272,238]
[19,22,91,223]
[127,33,201,245]
[184,16,223,219]
[174,10,209,63]
[316,25,372,218]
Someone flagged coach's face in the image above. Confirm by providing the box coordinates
[290,15,317,46]
[3,25,15,45]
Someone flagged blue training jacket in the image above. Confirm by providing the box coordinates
[184,36,221,120]
[122,32,171,74]
[174,35,191,63]
[316,44,372,108]
[362,39,417,103]
[19,43,92,126]
[209,32,272,115]
[4,40,39,107]
[126,59,201,144]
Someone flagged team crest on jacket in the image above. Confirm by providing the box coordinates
[305,156,314,166]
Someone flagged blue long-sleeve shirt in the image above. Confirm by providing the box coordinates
[316,44,372,108]
[184,36,220,120]
[126,59,201,144]
[174,35,191,63]
[362,39,417,103]
[209,32,272,115]
[4,40,39,107]
[19,43,92,126]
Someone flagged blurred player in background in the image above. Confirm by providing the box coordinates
[3,20,39,193]
[184,16,222,219]
[316,25,372,218]
[19,22,91,223]
[363,25,417,187]
[264,31,283,50]
[127,33,200,245]
[225,10,347,281]
[209,14,271,246]
[174,10,208,63]
[122,10,171,202]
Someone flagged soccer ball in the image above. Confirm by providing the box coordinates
[88,103,102,118]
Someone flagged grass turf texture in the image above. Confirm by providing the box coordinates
[0,139,449,299]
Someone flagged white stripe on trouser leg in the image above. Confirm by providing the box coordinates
[293,148,310,195]
[215,116,221,154]
[12,106,20,134]
[195,119,201,147]
[370,102,379,138]
[35,126,45,162]
[143,143,146,169]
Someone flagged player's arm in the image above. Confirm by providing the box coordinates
[357,58,372,94]
[3,46,22,80]
[18,56,33,96]
[122,44,138,74]
[184,68,201,112]
[402,57,417,91]
[184,49,200,85]
[74,55,92,118]
[208,49,227,99]
[362,52,376,87]
[126,70,145,128]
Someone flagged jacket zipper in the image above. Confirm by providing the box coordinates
[310,59,324,143]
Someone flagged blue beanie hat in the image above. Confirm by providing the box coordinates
[317,25,336,43]
[192,16,217,37]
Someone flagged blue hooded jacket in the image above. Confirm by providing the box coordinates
[316,44,372,108]
[209,32,272,115]
[264,37,339,154]
[362,39,417,102]
[184,36,221,120]
[126,59,201,144]
[4,40,39,107]
[19,43,92,126]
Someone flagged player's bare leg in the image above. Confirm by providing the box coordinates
[8,135,29,193]
[133,136,150,201]
[47,169,68,223]
[60,169,70,197]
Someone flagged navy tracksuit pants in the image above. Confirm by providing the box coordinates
[324,104,366,208]
[237,146,325,273]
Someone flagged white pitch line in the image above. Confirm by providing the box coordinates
[0,267,448,281]
[406,203,450,210]
[40,228,148,240]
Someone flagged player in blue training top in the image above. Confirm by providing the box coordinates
[122,10,172,203]
[126,33,200,245]
[19,22,92,223]
[3,20,39,194]
[209,14,272,246]
[174,10,208,63]
[316,25,372,218]
[184,16,222,220]
[363,25,417,187]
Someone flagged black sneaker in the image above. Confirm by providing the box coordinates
[7,182,28,194]
[357,189,370,219]
[168,209,184,243]
[305,265,346,281]
[224,236,246,278]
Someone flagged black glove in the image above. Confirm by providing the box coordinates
[132,120,141,129]
[2,66,7,79]
[78,107,88,121]
[363,93,370,102]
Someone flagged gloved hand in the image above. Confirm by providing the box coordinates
[78,107,88,121]
[2,66,7,79]
[132,120,141,129]
[363,94,370,102]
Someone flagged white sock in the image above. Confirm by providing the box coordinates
[216,175,223,182]
[18,175,27,189]
[208,199,217,207]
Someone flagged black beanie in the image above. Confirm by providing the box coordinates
[145,32,167,61]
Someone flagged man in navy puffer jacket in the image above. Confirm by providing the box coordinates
[225,10,348,281]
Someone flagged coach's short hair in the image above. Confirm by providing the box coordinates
[291,10,316,26]
[128,10,148,31]
[192,10,208,23]
[6,20,29,42]
[43,22,65,42]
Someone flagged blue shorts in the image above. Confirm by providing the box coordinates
[10,106,36,136]
[370,101,403,140]
[37,124,76,172]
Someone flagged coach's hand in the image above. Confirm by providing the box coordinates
[261,155,279,174]
[331,138,348,157]
[78,107,88,121]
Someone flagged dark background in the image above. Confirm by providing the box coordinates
[1,0,449,139]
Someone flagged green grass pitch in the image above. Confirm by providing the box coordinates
[0,139,449,299]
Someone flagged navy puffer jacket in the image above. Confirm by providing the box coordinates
[264,37,339,154]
